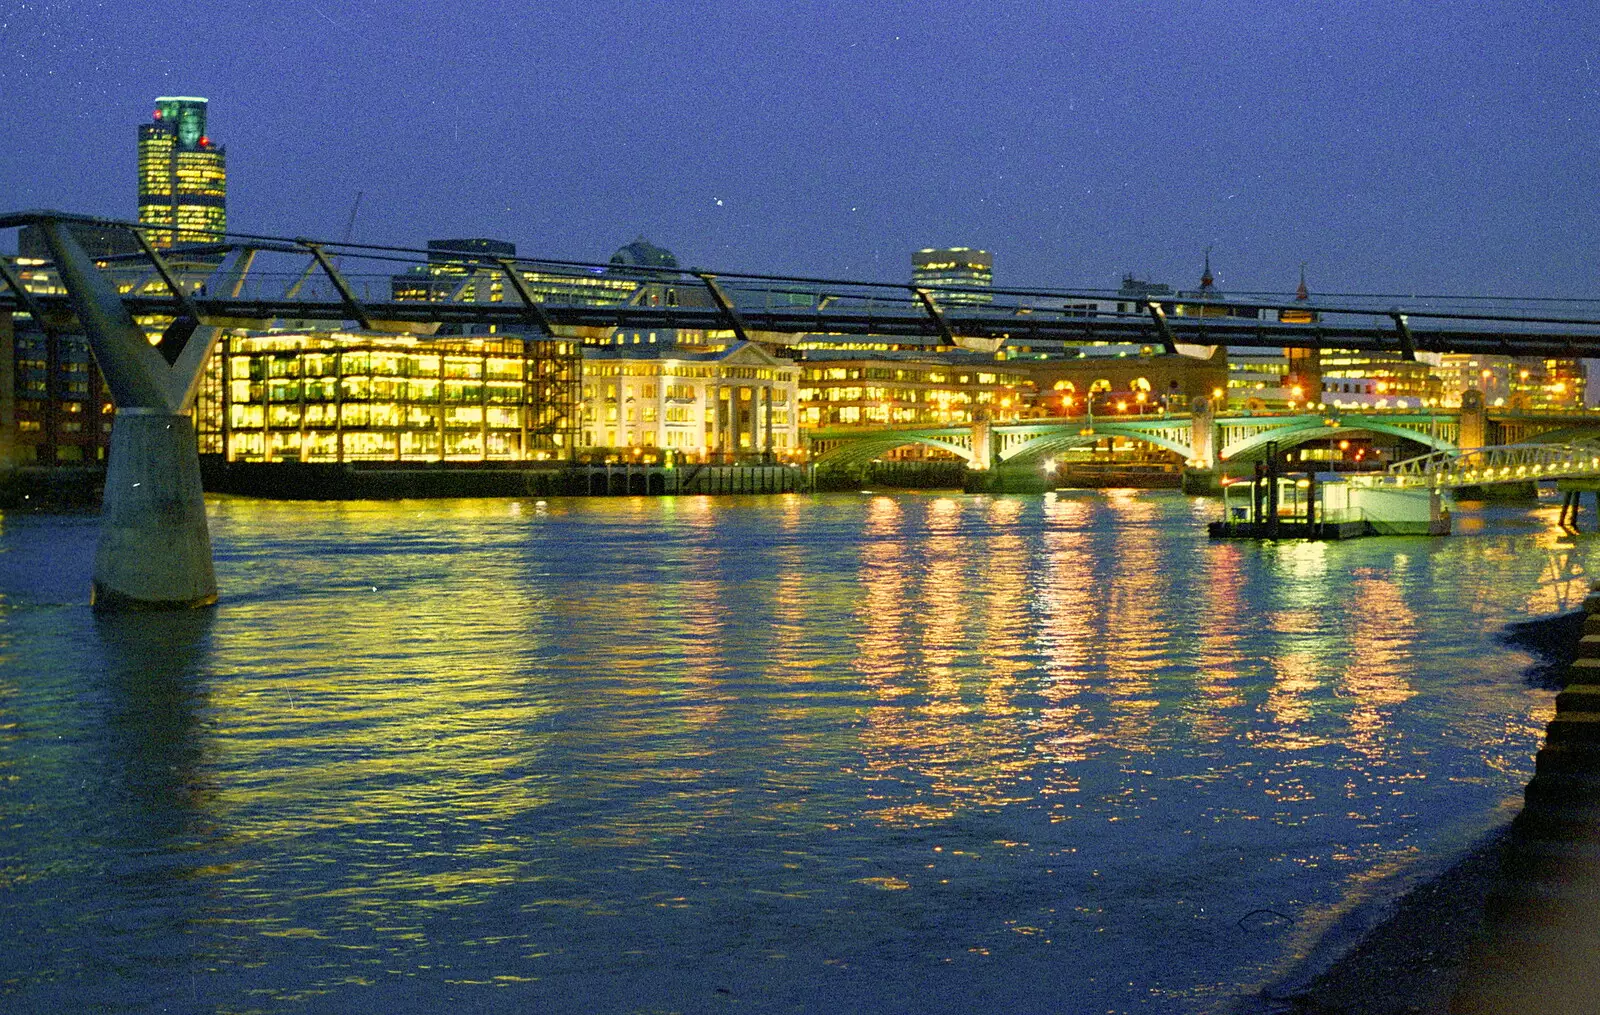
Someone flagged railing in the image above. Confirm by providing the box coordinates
[1384,441,1600,488]
[10,211,1600,356]
[1319,506,1369,525]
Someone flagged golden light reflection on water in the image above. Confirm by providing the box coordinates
[977,524,1028,719]
[0,494,1578,1011]
[854,498,1051,823]
[1192,543,1251,744]
[1037,496,1097,699]
[1097,491,1172,756]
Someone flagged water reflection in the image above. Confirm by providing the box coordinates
[96,610,215,842]
[0,493,1571,1013]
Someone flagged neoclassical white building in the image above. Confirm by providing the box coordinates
[580,341,801,460]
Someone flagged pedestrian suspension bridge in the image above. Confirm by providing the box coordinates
[7,210,1600,608]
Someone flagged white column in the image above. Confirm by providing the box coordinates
[762,384,774,457]
[706,381,720,458]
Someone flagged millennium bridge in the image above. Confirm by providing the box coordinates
[8,210,1600,608]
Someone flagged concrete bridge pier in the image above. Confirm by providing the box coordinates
[1459,389,1488,450]
[36,216,219,610]
[970,419,996,471]
[1181,396,1222,494]
[93,410,216,609]
[1189,395,1217,468]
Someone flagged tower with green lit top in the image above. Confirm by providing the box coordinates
[137,96,226,248]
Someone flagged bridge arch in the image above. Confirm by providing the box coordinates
[998,424,1196,467]
[1221,418,1457,462]
[810,433,975,468]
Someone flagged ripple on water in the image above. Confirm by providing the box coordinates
[0,493,1568,1013]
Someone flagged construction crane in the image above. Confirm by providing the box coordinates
[284,191,363,299]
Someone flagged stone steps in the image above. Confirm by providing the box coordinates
[1451,581,1600,1011]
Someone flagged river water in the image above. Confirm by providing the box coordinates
[0,491,1585,1013]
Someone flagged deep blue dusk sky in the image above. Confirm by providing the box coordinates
[2,0,1596,297]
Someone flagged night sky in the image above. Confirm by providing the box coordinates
[2,0,1596,298]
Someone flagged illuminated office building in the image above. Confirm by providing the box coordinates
[390,239,515,334]
[0,313,115,466]
[796,352,1030,427]
[912,247,993,305]
[0,252,114,464]
[1509,358,1587,411]
[1436,354,1515,408]
[138,96,226,247]
[1319,349,1441,408]
[194,330,580,462]
[392,237,657,326]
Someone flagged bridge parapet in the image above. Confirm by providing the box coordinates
[810,409,1481,473]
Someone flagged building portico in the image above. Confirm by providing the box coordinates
[581,341,800,461]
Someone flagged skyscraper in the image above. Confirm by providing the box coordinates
[138,96,226,248]
[911,247,993,305]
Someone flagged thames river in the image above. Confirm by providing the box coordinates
[0,491,1582,1013]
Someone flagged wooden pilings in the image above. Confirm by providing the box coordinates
[1558,489,1599,532]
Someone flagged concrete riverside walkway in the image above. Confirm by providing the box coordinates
[1450,582,1600,1012]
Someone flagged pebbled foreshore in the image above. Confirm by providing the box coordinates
[1257,610,1584,1015]
[1265,827,1515,1013]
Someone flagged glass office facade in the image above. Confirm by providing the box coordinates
[195,330,580,462]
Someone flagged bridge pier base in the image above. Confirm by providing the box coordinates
[1452,481,1539,503]
[1181,468,1222,496]
[92,411,217,611]
[963,467,1049,495]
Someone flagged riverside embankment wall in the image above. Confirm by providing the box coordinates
[1450,584,1600,1011]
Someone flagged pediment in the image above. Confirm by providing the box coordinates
[719,342,787,368]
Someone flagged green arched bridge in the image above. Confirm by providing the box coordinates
[807,404,1600,487]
